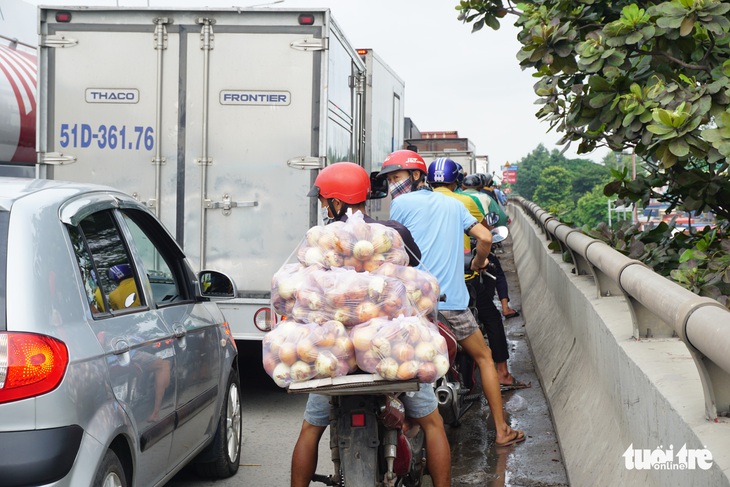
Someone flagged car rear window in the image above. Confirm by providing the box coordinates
[0,211,8,330]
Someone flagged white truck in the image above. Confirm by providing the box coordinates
[37,6,377,341]
[404,137,478,175]
[357,48,405,222]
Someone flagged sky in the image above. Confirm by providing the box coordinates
[15,0,611,170]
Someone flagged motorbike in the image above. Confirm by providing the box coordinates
[288,374,427,487]
[285,219,511,484]
[434,221,510,427]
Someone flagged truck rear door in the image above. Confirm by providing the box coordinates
[38,9,364,340]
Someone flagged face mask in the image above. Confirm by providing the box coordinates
[318,205,334,226]
[389,178,412,199]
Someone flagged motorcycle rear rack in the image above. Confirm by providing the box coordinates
[287,373,420,396]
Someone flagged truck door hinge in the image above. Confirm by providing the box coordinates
[287,156,326,170]
[197,18,216,50]
[39,152,77,165]
[40,35,78,48]
[350,73,365,93]
[290,37,328,51]
[195,157,212,166]
[153,18,170,50]
[205,194,258,216]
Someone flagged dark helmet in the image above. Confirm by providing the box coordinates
[455,162,465,187]
[378,150,428,178]
[463,174,483,189]
[107,263,133,283]
[307,162,371,204]
[427,158,461,184]
[478,172,493,187]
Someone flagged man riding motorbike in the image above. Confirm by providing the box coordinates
[290,161,452,487]
[378,150,525,449]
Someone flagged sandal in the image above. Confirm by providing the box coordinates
[495,430,526,447]
[500,377,531,392]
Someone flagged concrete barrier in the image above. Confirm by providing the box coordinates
[508,200,730,487]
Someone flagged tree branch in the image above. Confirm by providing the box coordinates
[642,49,711,72]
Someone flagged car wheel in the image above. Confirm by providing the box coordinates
[94,449,128,487]
[195,369,242,478]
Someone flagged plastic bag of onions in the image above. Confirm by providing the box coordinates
[309,267,413,327]
[373,262,441,320]
[295,211,409,271]
[271,262,308,317]
[262,319,357,388]
[351,315,450,383]
[277,266,414,327]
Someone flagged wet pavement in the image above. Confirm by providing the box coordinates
[443,235,570,487]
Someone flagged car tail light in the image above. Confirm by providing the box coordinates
[254,307,276,332]
[221,321,237,349]
[0,333,69,404]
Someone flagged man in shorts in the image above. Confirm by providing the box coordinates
[378,150,526,448]
[291,162,451,487]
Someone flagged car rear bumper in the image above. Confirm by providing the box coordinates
[0,425,83,486]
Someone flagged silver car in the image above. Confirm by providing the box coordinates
[0,178,242,486]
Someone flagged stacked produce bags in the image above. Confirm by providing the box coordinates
[263,211,449,388]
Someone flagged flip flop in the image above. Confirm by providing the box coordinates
[500,377,531,392]
[503,310,520,319]
[495,430,526,447]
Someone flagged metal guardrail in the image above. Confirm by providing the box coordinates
[512,197,730,421]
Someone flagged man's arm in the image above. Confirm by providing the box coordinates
[468,223,492,272]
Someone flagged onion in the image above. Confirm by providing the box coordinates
[417,362,438,383]
[272,363,291,388]
[376,357,399,380]
[396,360,419,380]
[278,342,298,366]
[353,240,375,261]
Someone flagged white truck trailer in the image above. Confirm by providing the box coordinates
[356,48,405,222]
[37,7,370,341]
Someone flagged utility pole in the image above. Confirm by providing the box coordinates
[632,150,638,224]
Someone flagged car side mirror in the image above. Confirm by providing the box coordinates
[369,171,388,200]
[198,270,237,299]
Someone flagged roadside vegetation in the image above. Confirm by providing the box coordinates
[457,0,730,306]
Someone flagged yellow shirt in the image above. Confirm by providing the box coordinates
[433,187,485,280]
[109,278,141,310]
[433,187,485,251]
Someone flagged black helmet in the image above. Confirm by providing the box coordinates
[463,174,482,189]
[478,173,493,187]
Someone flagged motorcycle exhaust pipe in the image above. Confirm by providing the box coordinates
[435,382,460,424]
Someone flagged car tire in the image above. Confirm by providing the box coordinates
[195,369,242,478]
[94,449,128,487]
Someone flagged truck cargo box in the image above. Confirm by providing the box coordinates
[38,7,366,340]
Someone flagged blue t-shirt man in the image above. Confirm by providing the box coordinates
[390,188,478,311]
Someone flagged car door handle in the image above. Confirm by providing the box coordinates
[112,338,130,355]
[173,324,187,338]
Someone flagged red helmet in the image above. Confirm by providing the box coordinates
[378,150,427,178]
[307,162,371,204]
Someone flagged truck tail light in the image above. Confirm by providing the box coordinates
[0,333,69,404]
[55,11,72,22]
[298,14,315,25]
[254,307,275,332]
